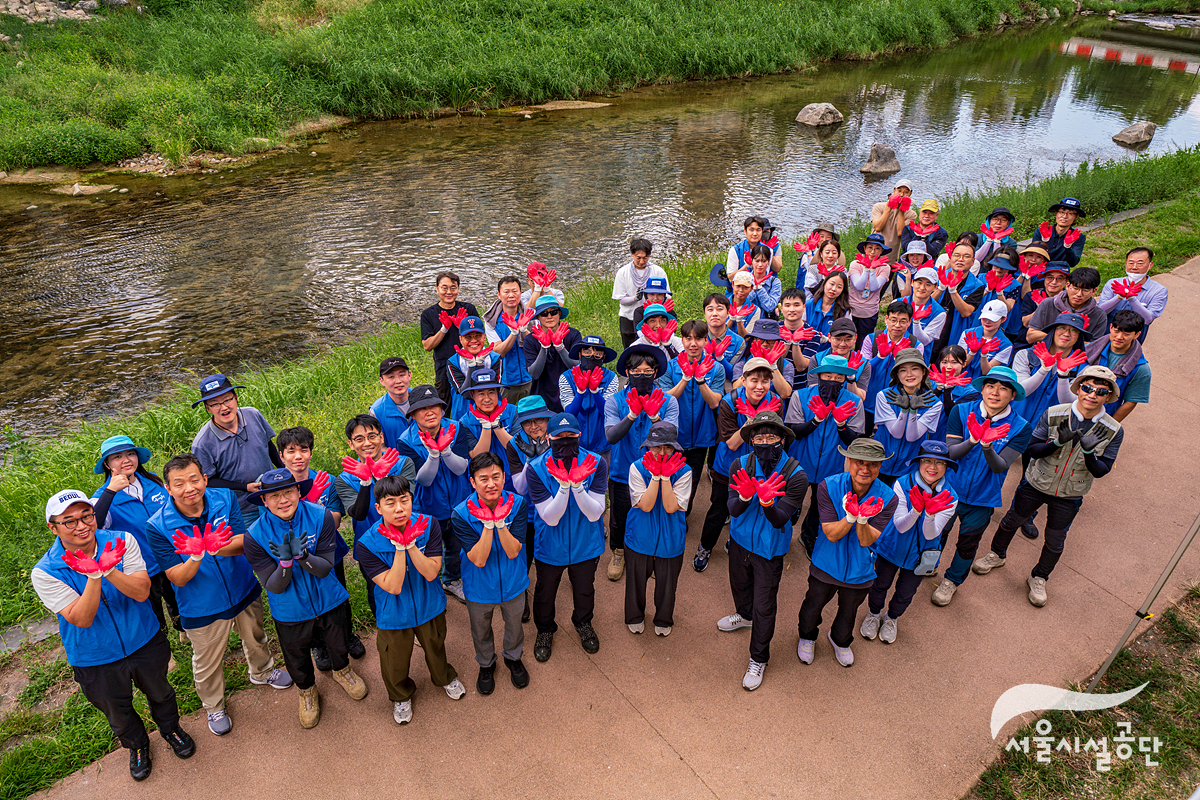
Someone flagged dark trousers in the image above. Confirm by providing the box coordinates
[377,614,457,702]
[797,572,870,648]
[868,555,924,619]
[625,550,684,628]
[609,479,632,551]
[942,502,994,585]
[502,382,532,404]
[360,561,378,619]
[990,479,1080,579]
[276,605,351,690]
[683,446,710,515]
[73,631,178,750]
[727,539,785,663]
[700,473,730,552]
[439,517,461,583]
[619,316,638,349]
[434,363,452,406]
[314,561,353,649]
[533,558,599,633]
[853,314,878,350]
[800,483,822,556]
[149,572,181,632]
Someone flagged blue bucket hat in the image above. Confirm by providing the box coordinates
[642,302,671,321]
[906,439,959,470]
[458,316,486,336]
[643,276,671,296]
[548,413,581,436]
[857,232,893,255]
[569,334,617,362]
[192,373,245,408]
[1048,197,1084,216]
[812,353,858,377]
[462,367,502,394]
[1047,311,1091,341]
[616,343,667,377]
[247,467,313,507]
[709,263,732,290]
[970,365,1027,401]
[514,395,553,425]
[534,295,569,320]
[95,435,152,475]
[747,318,780,341]
[759,217,775,234]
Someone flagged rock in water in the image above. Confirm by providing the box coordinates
[860,143,901,175]
[1112,122,1157,148]
[795,103,844,127]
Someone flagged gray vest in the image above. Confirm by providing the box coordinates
[1025,404,1120,498]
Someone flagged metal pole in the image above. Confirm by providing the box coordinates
[1087,509,1200,693]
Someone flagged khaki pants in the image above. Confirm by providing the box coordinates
[377,614,457,702]
[185,598,275,712]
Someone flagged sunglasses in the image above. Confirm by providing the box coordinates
[1078,383,1112,398]
[538,309,560,317]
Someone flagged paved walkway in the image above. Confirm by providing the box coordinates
[36,264,1200,800]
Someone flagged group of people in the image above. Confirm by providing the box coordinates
[32,185,1164,781]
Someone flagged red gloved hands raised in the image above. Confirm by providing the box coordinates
[438,308,469,331]
[502,308,536,332]
[846,351,864,370]
[341,454,376,482]
[1111,279,1143,298]
[1063,229,1081,246]
[1018,256,1045,281]
[928,365,970,387]
[62,539,127,579]
[172,522,232,561]
[730,468,759,502]
[642,452,685,481]
[470,400,509,428]
[750,339,787,364]
[531,322,570,347]
[735,395,782,418]
[938,265,964,289]
[544,458,573,489]
[808,396,832,421]
[704,335,732,360]
[304,471,331,503]
[923,490,955,515]
[779,325,816,344]
[854,253,889,270]
[755,473,786,506]
[797,231,823,252]
[454,344,494,362]
[874,335,911,359]
[830,400,857,425]
[817,263,847,277]
[1031,341,1059,368]
[843,492,884,522]
[527,262,556,288]
[1057,349,1088,375]
[640,319,677,345]
[966,413,1011,446]
[381,515,428,550]
[640,388,666,419]
[985,272,1014,293]
[467,493,515,529]
[981,222,1014,240]
[908,485,927,514]
[728,301,756,323]
[568,455,599,489]
[911,301,932,321]
[419,425,456,455]
[370,448,401,478]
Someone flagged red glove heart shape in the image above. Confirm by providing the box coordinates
[502,308,536,331]
[419,425,456,453]
[938,266,964,289]
[382,515,428,548]
[966,413,1011,445]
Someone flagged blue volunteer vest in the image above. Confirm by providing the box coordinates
[306,467,349,561]
[370,393,411,450]
[970,280,1021,330]
[712,388,782,477]
[811,472,890,584]
[789,385,862,485]
[661,359,722,450]
[458,401,519,491]
[903,299,947,364]
[528,449,605,566]
[728,454,799,559]
[863,334,905,414]
[624,461,691,558]
[562,370,614,454]
[92,475,170,577]
[398,421,473,520]
[873,394,940,467]
[961,327,1014,380]
[358,515,446,630]
[805,297,842,337]
[1101,343,1148,415]
[338,453,413,545]
[942,271,985,346]
[447,351,503,420]
[873,474,958,570]
[246,501,348,624]
[492,316,532,386]
[947,404,1031,507]
[707,330,744,383]
[453,493,530,604]
[35,530,160,668]
[609,388,678,486]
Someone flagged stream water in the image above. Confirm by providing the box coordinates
[2,17,1198,439]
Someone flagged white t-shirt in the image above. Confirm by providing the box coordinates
[628,462,692,512]
[32,533,147,615]
[612,263,668,320]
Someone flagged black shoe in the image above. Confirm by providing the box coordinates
[575,623,600,654]
[477,664,496,695]
[505,658,530,689]
[522,592,531,623]
[1020,519,1040,540]
[533,631,553,662]
[130,746,152,781]
[348,634,366,660]
[311,645,332,672]
[162,727,195,759]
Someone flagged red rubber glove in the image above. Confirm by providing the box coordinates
[695,355,716,378]
[964,331,983,352]
[95,539,128,573]
[875,336,895,358]
[750,340,787,364]
[846,352,863,370]
[171,526,207,559]
[502,308,537,332]
[737,396,781,417]
[898,196,912,213]
[61,546,105,578]
[571,366,590,392]
[641,451,663,477]
[818,263,847,277]
[807,396,831,421]
[659,319,677,341]
[1057,349,1089,373]
[1037,221,1053,241]
[779,326,816,344]
[804,231,823,252]
[928,366,970,387]
[764,235,779,249]
[492,493,515,526]
[1018,256,1045,281]
[729,301,755,322]
[552,324,570,346]
[454,344,494,362]
[384,515,428,548]
[626,388,645,417]
[843,492,861,519]
[858,496,885,518]
[639,322,659,345]
[908,485,928,514]
[755,473,786,506]
[986,272,1014,293]
[470,400,508,425]
[419,425,455,454]
[1063,229,1081,246]
[887,194,901,210]
[660,452,687,478]
[830,400,858,425]
[527,262,546,285]
[938,266,963,289]
[924,490,955,515]
[663,297,675,314]
[531,324,554,347]
[1031,341,1058,368]
[978,337,1001,355]
[200,521,233,555]
[544,458,572,488]
[569,454,599,487]
[731,469,759,502]
[966,413,988,443]
[981,222,1013,240]
[588,367,604,392]
[641,388,667,419]
[676,354,695,379]
[304,471,330,503]
[912,302,932,321]
[704,335,732,360]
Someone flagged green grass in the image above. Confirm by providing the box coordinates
[0,0,1070,168]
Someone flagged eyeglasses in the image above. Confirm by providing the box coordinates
[350,432,383,445]
[1078,384,1112,398]
[54,512,96,531]
[204,396,237,410]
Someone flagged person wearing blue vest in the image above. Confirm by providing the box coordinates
[32,489,196,781]
[716,412,808,690]
[732,318,795,399]
[695,358,785,571]
[703,293,746,384]
[1068,310,1151,423]
[395,385,478,604]
[935,240,987,356]
[805,317,870,401]
[972,252,1022,333]
[484,274,535,403]
[798,438,897,668]
[929,345,976,442]
[243,468,367,728]
[958,299,1014,381]
[145,454,291,737]
[1031,197,1086,268]
[528,413,608,662]
[930,367,1033,607]
[369,356,412,449]
[860,301,917,428]
[804,271,852,343]
[523,295,583,413]
[786,353,866,556]
[356,475,466,726]
[559,334,621,462]
[662,320,724,512]
[901,266,947,359]
[605,343,679,582]
[451,453,531,695]
[873,348,942,486]
[625,422,693,637]
[458,367,517,472]
[635,302,684,363]
[504,396,554,623]
[1097,247,1168,344]
[446,315,504,421]
[862,442,958,645]
[91,435,179,638]
[976,207,1018,265]
[630,275,674,328]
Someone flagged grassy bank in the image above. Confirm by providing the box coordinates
[0,0,1068,169]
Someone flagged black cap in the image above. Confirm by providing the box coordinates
[406,385,446,415]
[640,421,682,451]
[829,317,856,337]
[379,356,409,376]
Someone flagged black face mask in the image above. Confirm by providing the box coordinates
[818,378,842,403]
[550,438,580,462]
[753,441,784,474]
[629,374,655,395]
[580,356,603,371]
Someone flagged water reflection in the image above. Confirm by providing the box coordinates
[1,19,1198,437]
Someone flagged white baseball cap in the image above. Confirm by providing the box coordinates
[45,489,95,523]
[894,179,914,192]
[980,299,1009,322]
[731,270,755,287]
[913,267,939,284]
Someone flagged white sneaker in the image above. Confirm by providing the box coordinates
[879,615,898,644]
[796,638,815,664]
[654,625,672,637]
[931,578,958,607]
[860,612,882,640]
[717,613,752,632]
[443,579,466,605]
[1027,576,1048,607]
[444,678,466,700]
[627,621,644,634]
[828,630,854,667]
[393,700,412,725]
[972,551,1006,575]
[742,658,766,691]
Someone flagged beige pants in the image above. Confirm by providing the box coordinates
[185,597,275,712]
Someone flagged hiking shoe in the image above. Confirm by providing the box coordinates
[828,631,854,667]
[607,549,625,581]
[393,699,412,725]
[348,634,366,660]
[797,638,815,664]
[880,615,898,644]
[207,710,232,736]
[445,678,467,700]
[332,666,369,700]
[972,551,1006,575]
[576,623,600,654]
[477,664,496,695]
[654,625,672,637]
[1028,576,1048,607]
[250,667,293,690]
[628,621,644,634]
[533,631,553,662]
[692,546,712,573]
[860,612,882,640]
[162,727,195,759]
[1021,519,1040,540]
[505,658,530,689]
[298,686,320,729]
[311,644,332,672]
[443,579,466,604]
[717,612,752,632]
[742,658,766,691]
[129,746,152,781]
[931,578,958,607]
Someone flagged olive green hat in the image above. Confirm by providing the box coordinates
[837,437,892,461]
[889,347,928,383]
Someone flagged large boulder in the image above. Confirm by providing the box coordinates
[860,142,900,175]
[1112,122,1157,148]
[795,103,844,127]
